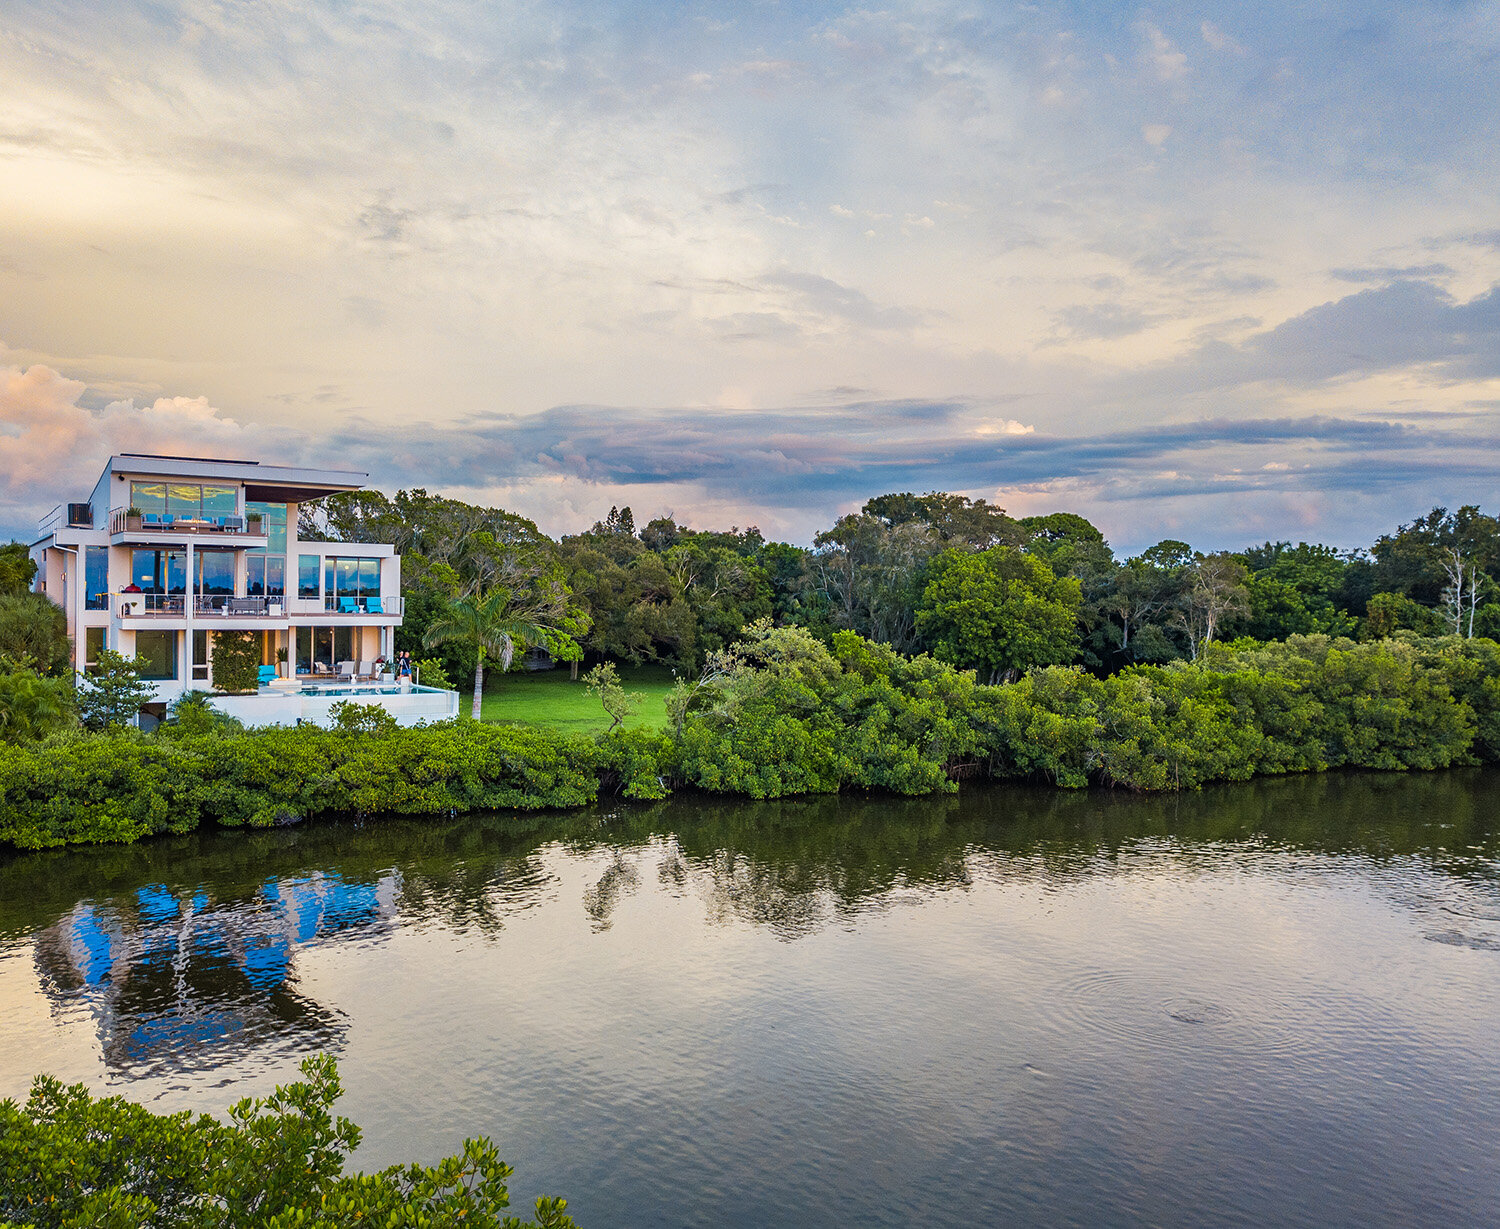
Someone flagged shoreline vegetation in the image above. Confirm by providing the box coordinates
[3,622,1496,852]
[4,493,1500,852]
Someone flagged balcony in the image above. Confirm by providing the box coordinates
[112,593,402,620]
[320,595,403,617]
[118,594,187,617]
[194,595,289,617]
[107,508,268,545]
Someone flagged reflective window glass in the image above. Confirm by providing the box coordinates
[167,484,203,519]
[85,547,108,610]
[201,486,235,517]
[196,550,235,596]
[135,630,177,680]
[130,483,166,515]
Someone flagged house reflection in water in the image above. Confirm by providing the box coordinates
[34,872,393,1075]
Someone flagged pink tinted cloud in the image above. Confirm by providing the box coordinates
[1,361,267,535]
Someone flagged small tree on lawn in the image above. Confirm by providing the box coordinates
[583,662,640,732]
[422,589,548,720]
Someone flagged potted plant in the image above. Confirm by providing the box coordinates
[375,655,392,683]
[246,511,264,533]
[276,646,289,678]
[126,506,143,531]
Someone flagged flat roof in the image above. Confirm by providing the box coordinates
[105,454,368,500]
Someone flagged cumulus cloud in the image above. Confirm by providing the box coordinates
[0,362,268,535]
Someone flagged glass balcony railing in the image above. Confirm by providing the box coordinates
[112,593,401,618]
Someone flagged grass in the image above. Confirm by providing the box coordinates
[479,664,678,734]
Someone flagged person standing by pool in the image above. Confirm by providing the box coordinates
[397,651,412,689]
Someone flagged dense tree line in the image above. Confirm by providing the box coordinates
[294,488,1500,683]
[3,490,1499,742]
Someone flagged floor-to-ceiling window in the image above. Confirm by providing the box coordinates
[245,502,288,598]
[324,557,381,608]
[296,626,355,673]
[298,554,320,602]
[130,549,186,612]
[135,630,178,680]
[193,549,236,610]
[130,483,236,521]
[84,546,108,610]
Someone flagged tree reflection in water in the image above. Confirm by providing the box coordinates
[4,768,1498,1077]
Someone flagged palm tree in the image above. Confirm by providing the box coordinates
[422,589,548,719]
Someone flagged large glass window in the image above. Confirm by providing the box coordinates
[245,502,287,552]
[296,626,354,673]
[85,546,109,610]
[194,550,235,598]
[192,630,210,682]
[130,482,166,515]
[201,486,235,517]
[246,554,286,597]
[130,482,236,521]
[298,554,320,599]
[131,549,186,593]
[84,626,105,671]
[324,556,381,606]
[135,630,178,680]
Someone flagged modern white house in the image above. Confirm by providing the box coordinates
[29,454,458,727]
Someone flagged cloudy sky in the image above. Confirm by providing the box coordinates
[3,0,1499,551]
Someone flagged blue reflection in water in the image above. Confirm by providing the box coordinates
[37,872,391,1074]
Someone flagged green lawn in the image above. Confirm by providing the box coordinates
[479,664,677,733]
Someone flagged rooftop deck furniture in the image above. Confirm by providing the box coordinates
[364,596,383,614]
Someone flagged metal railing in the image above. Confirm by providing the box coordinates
[114,593,399,619]
[118,593,187,616]
[193,595,289,616]
[322,594,403,616]
[108,508,264,536]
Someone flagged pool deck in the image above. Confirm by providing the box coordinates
[211,681,460,728]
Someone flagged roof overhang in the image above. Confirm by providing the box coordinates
[108,455,368,502]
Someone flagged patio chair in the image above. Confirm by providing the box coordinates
[142,513,165,528]
[336,660,356,681]
[364,596,383,614]
[257,665,277,687]
[338,597,359,614]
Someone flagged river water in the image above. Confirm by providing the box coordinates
[2,771,1499,1226]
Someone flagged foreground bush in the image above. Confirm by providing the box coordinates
[0,1054,575,1228]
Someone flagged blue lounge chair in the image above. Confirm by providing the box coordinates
[338,597,359,614]
[364,596,383,614]
[257,664,277,687]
